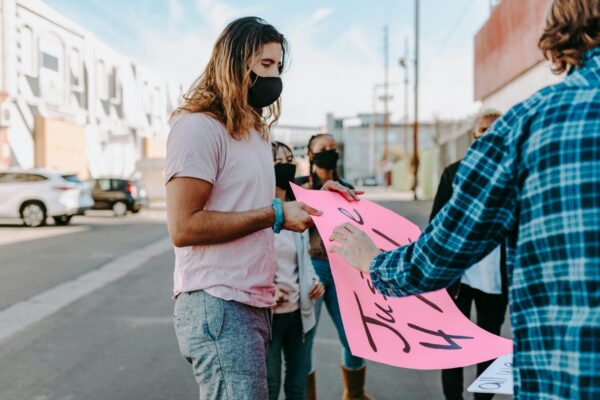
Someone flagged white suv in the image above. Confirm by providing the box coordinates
[0,169,94,227]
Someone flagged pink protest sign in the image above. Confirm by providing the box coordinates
[291,184,512,370]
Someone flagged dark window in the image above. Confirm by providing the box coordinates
[0,173,17,183]
[41,52,59,71]
[62,174,82,184]
[18,174,47,182]
[112,179,127,191]
[95,179,111,191]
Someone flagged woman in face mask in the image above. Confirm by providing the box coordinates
[267,141,325,400]
[296,134,373,400]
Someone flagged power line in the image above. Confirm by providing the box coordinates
[437,0,477,53]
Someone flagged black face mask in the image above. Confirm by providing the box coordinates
[248,72,283,108]
[312,150,339,170]
[274,163,296,196]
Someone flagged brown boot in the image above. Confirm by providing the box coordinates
[307,370,317,400]
[341,365,374,400]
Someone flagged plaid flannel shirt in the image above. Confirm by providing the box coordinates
[370,48,600,400]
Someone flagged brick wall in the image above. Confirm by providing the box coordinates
[474,0,553,100]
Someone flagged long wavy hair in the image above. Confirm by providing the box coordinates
[539,0,600,74]
[173,17,288,139]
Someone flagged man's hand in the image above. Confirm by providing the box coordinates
[274,285,289,305]
[282,202,322,232]
[321,180,364,202]
[308,280,325,300]
[330,223,382,273]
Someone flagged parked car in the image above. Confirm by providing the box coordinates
[89,178,148,216]
[0,168,94,227]
[356,176,380,187]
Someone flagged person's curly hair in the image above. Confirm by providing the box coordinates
[539,0,600,74]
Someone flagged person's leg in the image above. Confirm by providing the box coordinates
[281,310,309,400]
[267,313,288,400]
[304,326,318,400]
[318,263,365,370]
[472,289,509,400]
[441,284,475,400]
[312,259,373,399]
[173,290,270,400]
[306,258,332,374]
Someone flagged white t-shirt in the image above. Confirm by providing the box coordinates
[273,230,300,314]
[461,245,503,294]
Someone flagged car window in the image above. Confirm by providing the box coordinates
[0,173,14,183]
[62,174,82,184]
[95,179,111,191]
[16,174,47,182]
[112,179,126,191]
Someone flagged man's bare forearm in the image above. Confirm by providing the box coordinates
[170,206,276,247]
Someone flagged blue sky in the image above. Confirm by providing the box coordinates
[45,0,493,126]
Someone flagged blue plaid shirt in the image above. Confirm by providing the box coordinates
[371,48,600,400]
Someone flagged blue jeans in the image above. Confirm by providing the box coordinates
[267,310,313,400]
[173,290,271,400]
[307,258,366,371]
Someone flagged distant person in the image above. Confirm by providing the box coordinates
[297,133,373,400]
[267,141,325,400]
[329,0,600,398]
[432,111,508,400]
[165,17,321,399]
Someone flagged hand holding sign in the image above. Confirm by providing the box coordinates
[291,183,512,370]
[330,222,382,273]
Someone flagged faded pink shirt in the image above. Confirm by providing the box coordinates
[165,113,276,308]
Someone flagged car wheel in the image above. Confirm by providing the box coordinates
[53,215,73,226]
[131,205,141,214]
[21,201,47,227]
[112,201,127,217]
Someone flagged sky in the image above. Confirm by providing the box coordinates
[45,0,494,127]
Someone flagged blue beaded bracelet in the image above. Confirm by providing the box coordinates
[272,198,284,234]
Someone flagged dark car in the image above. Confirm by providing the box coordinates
[89,178,148,216]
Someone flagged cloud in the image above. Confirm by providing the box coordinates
[64,0,487,126]
[195,0,260,34]
[167,0,184,23]
[309,7,334,24]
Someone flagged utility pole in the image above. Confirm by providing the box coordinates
[383,25,391,186]
[400,37,410,161]
[411,0,420,200]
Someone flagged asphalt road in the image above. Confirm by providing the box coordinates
[0,200,512,400]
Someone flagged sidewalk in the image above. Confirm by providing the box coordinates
[356,186,417,202]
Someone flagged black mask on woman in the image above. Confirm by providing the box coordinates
[312,149,339,170]
[248,72,283,108]
[274,163,296,196]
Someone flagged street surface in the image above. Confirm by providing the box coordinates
[0,197,511,399]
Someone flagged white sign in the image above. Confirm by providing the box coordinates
[467,353,514,395]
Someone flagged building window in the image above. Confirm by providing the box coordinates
[20,26,35,75]
[38,33,65,103]
[96,60,109,100]
[41,52,59,71]
[70,49,83,90]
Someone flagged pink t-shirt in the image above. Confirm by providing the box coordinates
[165,113,276,307]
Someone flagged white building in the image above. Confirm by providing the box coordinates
[0,0,183,179]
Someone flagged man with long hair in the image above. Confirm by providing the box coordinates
[330,1,600,398]
[164,17,350,399]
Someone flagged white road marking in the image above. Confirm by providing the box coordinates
[0,225,90,246]
[0,238,172,343]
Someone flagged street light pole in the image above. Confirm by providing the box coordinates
[383,25,391,186]
[411,0,420,200]
[399,37,410,161]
